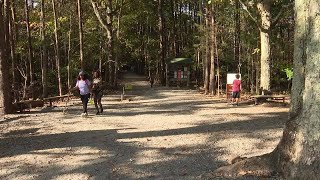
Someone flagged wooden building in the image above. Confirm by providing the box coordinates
[167,58,193,87]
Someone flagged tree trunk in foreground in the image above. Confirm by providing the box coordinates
[271,0,320,178]
[215,0,320,179]
[0,2,13,114]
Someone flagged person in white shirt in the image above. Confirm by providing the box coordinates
[72,71,91,117]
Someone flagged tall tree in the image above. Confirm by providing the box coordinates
[203,4,210,95]
[52,0,62,96]
[215,0,320,178]
[234,0,241,72]
[9,0,17,101]
[77,0,84,70]
[158,0,166,85]
[239,0,293,92]
[0,0,13,114]
[90,0,116,86]
[40,0,48,98]
[209,3,216,95]
[24,0,33,83]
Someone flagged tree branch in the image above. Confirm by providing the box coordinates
[271,2,294,26]
[90,0,109,32]
[238,0,261,29]
[113,0,127,14]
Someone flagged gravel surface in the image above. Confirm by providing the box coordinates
[0,74,289,180]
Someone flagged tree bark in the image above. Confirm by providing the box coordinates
[52,0,62,96]
[24,0,33,83]
[0,1,13,114]
[90,0,115,87]
[234,0,241,72]
[271,1,320,178]
[170,0,177,57]
[257,0,271,92]
[40,0,48,98]
[158,0,166,86]
[215,1,320,178]
[203,5,210,95]
[67,14,72,89]
[209,4,216,95]
[77,0,84,70]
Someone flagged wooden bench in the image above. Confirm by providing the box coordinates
[13,100,44,112]
[251,95,288,105]
[43,94,72,107]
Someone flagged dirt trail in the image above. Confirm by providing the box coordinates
[0,73,288,180]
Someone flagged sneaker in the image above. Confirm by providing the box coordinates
[84,112,88,117]
[81,113,85,117]
[100,108,103,113]
[96,111,100,115]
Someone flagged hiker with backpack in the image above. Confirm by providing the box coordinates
[71,71,92,117]
[92,70,104,115]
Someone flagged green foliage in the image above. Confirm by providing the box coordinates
[9,0,294,97]
[283,68,293,80]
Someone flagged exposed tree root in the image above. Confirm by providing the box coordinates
[213,153,279,178]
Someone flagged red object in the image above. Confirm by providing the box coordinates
[226,84,233,100]
[177,70,181,79]
[232,79,241,92]
[226,84,233,93]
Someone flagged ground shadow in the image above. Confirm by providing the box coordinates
[0,110,287,179]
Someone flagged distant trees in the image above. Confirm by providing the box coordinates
[0,0,294,111]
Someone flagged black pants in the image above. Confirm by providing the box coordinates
[80,93,90,113]
[93,91,103,112]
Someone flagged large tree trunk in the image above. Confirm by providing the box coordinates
[215,1,320,178]
[257,0,271,92]
[271,0,320,178]
[77,0,84,70]
[0,1,13,114]
[40,0,48,98]
[24,0,33,83]
[52,0,62,96]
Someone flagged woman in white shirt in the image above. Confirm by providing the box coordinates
[73,71,91,117]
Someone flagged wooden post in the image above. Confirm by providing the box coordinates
[120,86,125,101]
[166,63,169,87]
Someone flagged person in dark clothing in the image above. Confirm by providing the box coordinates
[92,70,104,115]
[149,74,154,88]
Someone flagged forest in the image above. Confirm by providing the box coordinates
[0,0,293,105]
[2,0,320,179]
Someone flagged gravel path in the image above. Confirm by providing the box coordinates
[0,74,288,180]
